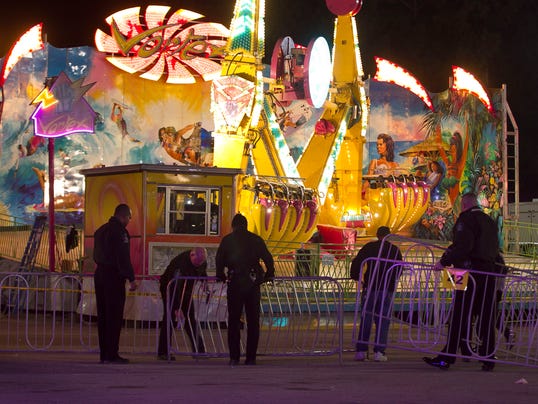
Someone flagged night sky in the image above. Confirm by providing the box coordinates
[1,0,537,201]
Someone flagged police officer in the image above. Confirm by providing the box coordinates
[424,193,499,371]
[157,247,207,360]
[216,213,275,366]
[93,204,138,364]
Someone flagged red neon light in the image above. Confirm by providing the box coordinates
[373,57,434,111]
[326,0,362,16]
[1,24,44,85]
[451,66,493,112]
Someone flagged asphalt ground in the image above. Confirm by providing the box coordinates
[1,350,536,403]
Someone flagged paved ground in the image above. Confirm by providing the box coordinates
[1,350,537,403]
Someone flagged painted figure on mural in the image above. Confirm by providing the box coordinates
[368,133,399,176]
[17,135,45,159]
[439,131,465,204]
[180,122,202,165]
[412,151,426,167]
[276,100,312,132]
[111,102,141,143]
[158,123,203,165]
[425,161,444,201]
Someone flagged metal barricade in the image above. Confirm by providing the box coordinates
[351,257,538,368]
[0,272,162,354]
[0,272,84,351]
[163,276,344,362]
[2,265,537,368]
[2,273,345,362]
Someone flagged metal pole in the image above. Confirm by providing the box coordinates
[48,138,55,272]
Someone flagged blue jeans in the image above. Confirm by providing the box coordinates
[356,291,393,353]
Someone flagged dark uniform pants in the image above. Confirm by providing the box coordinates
[441,269,497,363]
[94,267,126,361]
[158,292,205,355]
[227,282,261,362]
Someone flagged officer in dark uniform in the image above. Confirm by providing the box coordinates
[216,213,275,366]
[424,193,500,371]
[93,204,138,364]
[157,247,207,360]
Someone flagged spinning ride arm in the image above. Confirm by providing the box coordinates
[211,0,320,250]
[297,10,368,227]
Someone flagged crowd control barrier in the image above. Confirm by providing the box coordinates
[1,259,537,368]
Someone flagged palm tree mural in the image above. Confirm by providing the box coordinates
[416,83,503,240]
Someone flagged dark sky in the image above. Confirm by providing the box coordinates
[1,0,537,201]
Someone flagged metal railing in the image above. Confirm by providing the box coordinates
[0,213,84,272]
[1,265,537,368]
[0,273,345,361]
[351,258,538,368]
[504,220,538,264]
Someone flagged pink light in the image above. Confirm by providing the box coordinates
[30,72,96,138]
[165,58,197,84]
[144,5,174,28]
[31,106,95,138]
[452,66,493,112]
[104,7,144,36]
[373,57,434,111]
[140,53,167,81]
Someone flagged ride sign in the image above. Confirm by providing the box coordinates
[30,72,96,138]
[95,6,230,84]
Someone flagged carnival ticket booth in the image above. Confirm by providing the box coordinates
[79,164,242,320]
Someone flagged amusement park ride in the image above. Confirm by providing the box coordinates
[211,0,429,245]
[0,0,513,278]
[1,0,506,267]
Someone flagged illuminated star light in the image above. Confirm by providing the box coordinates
[373,57,434,111]
[31,88,58,109]
[30,72,96,138]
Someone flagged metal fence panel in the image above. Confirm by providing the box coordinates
[351,259,538,368]
[1,261,537,369]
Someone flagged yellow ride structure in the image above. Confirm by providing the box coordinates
[211,0,429,246]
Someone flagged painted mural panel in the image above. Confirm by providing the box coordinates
[365,80,503,240]
[1,44,504,241]
[0,44,214,225]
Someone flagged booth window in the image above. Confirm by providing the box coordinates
[157,186,220,235]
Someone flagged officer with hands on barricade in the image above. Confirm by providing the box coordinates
[424,192,500,371]
[216,213,275,366]
[157,247,208,360]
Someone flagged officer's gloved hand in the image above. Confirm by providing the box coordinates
[433,261,444,271]
[216,274,227,283]
[264,274,275,284]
